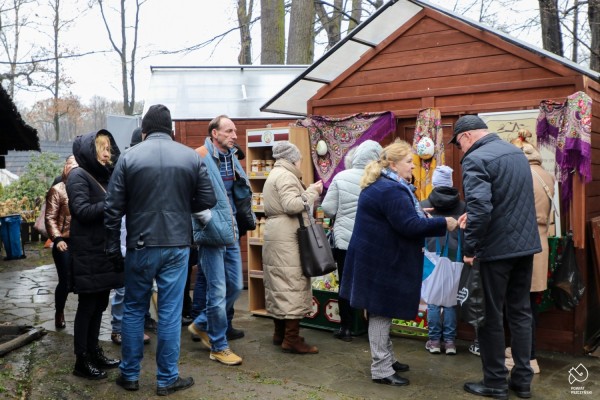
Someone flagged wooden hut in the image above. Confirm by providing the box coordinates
[262,0,600,355]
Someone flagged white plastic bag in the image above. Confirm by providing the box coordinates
[421,231,464,307]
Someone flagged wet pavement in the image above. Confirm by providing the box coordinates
[0,262,598,399]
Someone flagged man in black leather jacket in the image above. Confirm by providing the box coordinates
[104,104,216,396]
[450,115,541,400]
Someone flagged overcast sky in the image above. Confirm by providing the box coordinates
[10,0,541,110]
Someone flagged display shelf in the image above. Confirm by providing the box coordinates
[246,126,313,316]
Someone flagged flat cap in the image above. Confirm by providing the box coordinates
[449,115,488,144]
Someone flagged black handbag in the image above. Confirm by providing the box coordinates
[456,259,486,329]
[551,233,585,311]
[296,200,336,278]
[232,170,256,237]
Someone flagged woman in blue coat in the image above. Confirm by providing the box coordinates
[340,141,457,387]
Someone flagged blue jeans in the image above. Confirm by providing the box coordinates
[111,288,153,334]
[191,266,236,328]
[192,243,243,351]
[119,246,189,387]
[427,304,457,342]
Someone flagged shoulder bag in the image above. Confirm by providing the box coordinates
[297,198,336,278]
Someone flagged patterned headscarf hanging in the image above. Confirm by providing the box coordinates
[536,91,591,208]
[412,108,445,200]
[296,112,397,188]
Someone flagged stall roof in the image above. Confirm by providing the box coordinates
[261,0,600,116]
[143,65,307,120]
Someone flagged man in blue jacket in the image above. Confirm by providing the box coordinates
[104,104,216,396]
[450,115,541,400]
[188,115,252,367]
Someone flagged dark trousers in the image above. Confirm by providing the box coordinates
[52,240,71,313]
[479,255,533,389]
[333,248,353,330]
[182,246,198,318]
[74,290,110,355]
[530,292,540,360]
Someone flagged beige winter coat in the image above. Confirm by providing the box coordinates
[262,159,320,319]
[524,144,555,292]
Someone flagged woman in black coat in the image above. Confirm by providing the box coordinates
[66,129,123,380]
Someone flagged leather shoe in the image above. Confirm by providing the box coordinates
[508,379,532,398]
[227,327,245,340]
[392,361,410,372]
[464,381,508,400]
[116,374,139,391]
[156,376,194,396]
[333,328,353,342]
[372,372,409,386]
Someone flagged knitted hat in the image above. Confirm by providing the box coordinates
[142,104,172,135]
[432,165,453,187]
[130,127,143,147]
[449,115,488,144]
[272,141,301,164]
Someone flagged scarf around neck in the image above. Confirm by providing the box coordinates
[381,168,425,218]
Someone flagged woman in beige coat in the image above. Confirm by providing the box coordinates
[262,141,323,354]
[507,140,555,374]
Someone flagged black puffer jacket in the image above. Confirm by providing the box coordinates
[104,132,216,251]
[461,133,541,261]
[66,129,123,293]
[421,187,465,261]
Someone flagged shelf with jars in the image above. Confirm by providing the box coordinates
[246,126,313,316]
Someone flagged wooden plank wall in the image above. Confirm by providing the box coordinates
[309,13,581,118]
[174,118,296,286]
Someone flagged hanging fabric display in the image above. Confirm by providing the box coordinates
[296,112,396,188]
[412,108,445,200]
[536,91,592,208]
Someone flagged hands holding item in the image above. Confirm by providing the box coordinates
[310,180,324,195]
[458,212,468,229]
[445,217,458,231]
[106,248,125,272]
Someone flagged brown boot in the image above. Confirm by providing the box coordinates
[281,319,318,354]
[272,319,285,345]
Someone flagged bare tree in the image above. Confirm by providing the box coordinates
[237,0,254,64]
[347,0,363,33]
[0,0,39,97]
[287,0,314,64]
[260,0,285,64]
[590,0,600,71]
[539,0,564,56]
[95,0,145,115]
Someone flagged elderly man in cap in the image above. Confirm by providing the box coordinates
[104,104,216,396]
[450,115,541,400]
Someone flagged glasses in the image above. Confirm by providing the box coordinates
[455,131,469,150]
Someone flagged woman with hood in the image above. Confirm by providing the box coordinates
[66,129,123,380]
[45,155,78,330]
[321,140,382,342]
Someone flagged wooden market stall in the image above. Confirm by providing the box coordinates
[261,0,600,354]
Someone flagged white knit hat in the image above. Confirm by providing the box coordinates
[432,165,453,187]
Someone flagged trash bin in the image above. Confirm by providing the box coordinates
[0,214,26,260]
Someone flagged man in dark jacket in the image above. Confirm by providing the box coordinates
[450,115,541,400]
[104,104,216,396]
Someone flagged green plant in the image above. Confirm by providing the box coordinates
[0,152,62,221]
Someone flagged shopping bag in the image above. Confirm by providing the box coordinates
[551,233,585,311]
[421,231,464,307]
[33,202,48,238]
[297,201,336,278]
[456,259,485,329]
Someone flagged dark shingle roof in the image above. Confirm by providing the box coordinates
[4,140,73,176]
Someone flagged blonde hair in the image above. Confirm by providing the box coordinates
[510,128,533,149]
[95,134,112,165]
[360,141,412,188]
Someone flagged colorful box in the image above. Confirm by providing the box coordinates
[301,289,367,335]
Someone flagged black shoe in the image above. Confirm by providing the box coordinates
[227,327,245,340]
[182,316,193,326]
[333,328,353,342]
[156,376,195,396]
[144,317,158,333]
[464,381,508,400]
[91,346,120,369]
[116,374,139,391]
[508,379,532,398]
[392,361,410,372]
[372,372,409,386]
[73,353,108,380]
